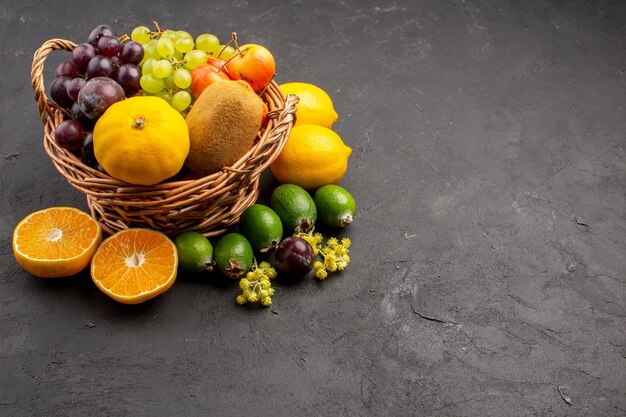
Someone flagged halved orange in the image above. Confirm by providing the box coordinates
[12,207,102,278]
[90,229,178,304]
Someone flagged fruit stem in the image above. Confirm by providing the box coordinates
[219,32,240,58]
[205,260,215,272]
[119,34,129,43]
[152,21,163,37]
[132,117,145,129]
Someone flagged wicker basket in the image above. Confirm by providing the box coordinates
[31,38,298,237]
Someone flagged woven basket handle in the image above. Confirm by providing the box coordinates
[31,38,77,124]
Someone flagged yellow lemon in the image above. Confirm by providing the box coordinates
[279,82,339,128]
[270,124,352,190]
[93,96,189,185]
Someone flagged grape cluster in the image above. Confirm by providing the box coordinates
[51,24,145,168]
[130,23,236,114]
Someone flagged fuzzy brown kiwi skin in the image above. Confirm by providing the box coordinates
[185,80,263,176]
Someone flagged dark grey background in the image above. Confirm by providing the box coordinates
[1,0,625,415]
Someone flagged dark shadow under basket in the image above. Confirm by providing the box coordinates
[31,38,298,237]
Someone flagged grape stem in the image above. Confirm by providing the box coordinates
[152,21,163,36]
[119,34,129,43]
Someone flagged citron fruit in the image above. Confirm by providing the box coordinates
[239,204,283,253]
[185,80,263,176]
[174,231,214,274]
[12,207,102,278]
[90,229,178,304]
[93,96,189,185]
[213,233,253,279]
[270,184,317,233]
[314,185,356,228]
[279,82,338,128]
[270,124,352,190]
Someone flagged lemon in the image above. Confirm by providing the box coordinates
[279,82,338,128]
[93,96,189,185]
[270,125,352,190]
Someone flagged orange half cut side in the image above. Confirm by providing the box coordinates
[90,228,178,304]
[12,207,102,278]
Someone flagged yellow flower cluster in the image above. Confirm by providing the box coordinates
[296,232,324,255]
[295,232,352,280]
[236,261,277,307]
[314,237,351,280]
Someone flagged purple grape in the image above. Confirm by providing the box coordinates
[71,43,97,71]
[119,41,144,65]
[116,64,142,96]
[66,77,86,101]
[54,120,84,151]
[81,132,97,167]
[50,76,73,108]
[274,237,315,279]
[70,102,96,130]
[86,55,115,79]
[88,25,116,47]
[77,77,125,119]
[55,61,79,78]
[110,55,121,68]
[97,35,121,57]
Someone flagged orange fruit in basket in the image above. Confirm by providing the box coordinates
[90,229,178,304]
[93,96,189,186]
[270,124,352,190]
[12,207,102,278]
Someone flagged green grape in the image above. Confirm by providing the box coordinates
[171,91,192,112]
[156,38,175,58]
[142,41,159,62]
[176,30,193,40]
[163,74,176,90]
[196,34,220,54]
[175,37,194,53]
[155,91,173,103]
[141,58,157,75]
[153,60,172,78]
[161,30,178,42]
[131,26,151,44]
[173,68,192,89]
[219,45,236,59]
[173,50,184,62]
[184,49,207,69]
[140,74,165,94]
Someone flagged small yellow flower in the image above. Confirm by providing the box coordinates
[316,268,328,280]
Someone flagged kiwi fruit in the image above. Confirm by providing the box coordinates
[185,80,263,176]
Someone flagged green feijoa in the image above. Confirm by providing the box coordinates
[239,204,283,253]
[214,233,253,279]
[314,185,357,228]
[174,231,214,273]
[270,184,317,233]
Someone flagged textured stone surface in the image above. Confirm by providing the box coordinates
[1,0,625,415]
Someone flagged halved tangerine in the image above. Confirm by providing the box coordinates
[12,207,102,278]
[90,228,178,304]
